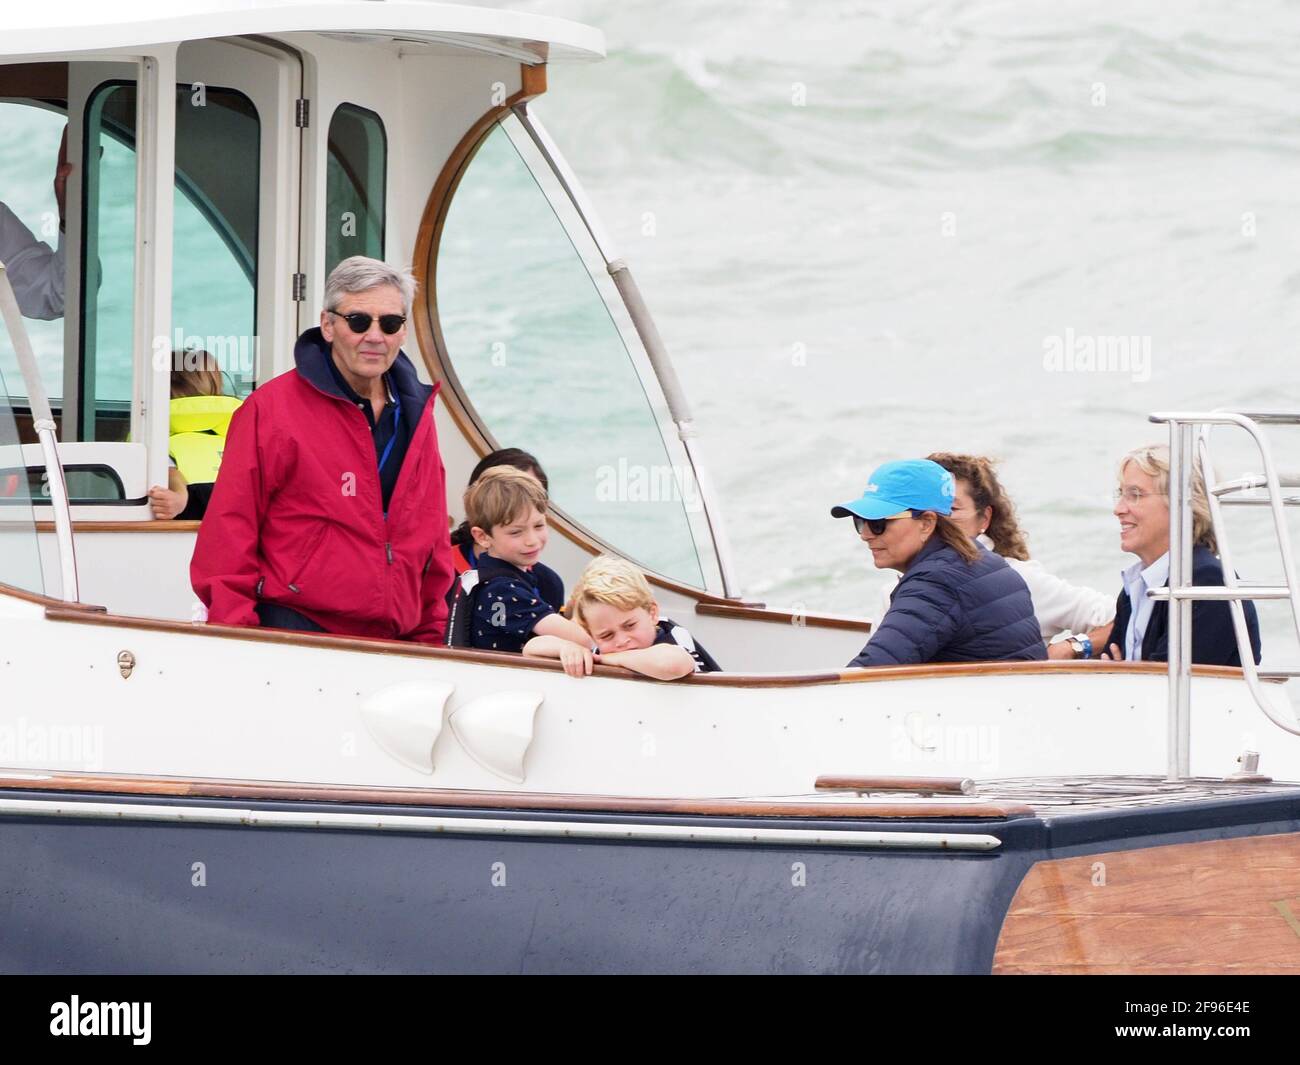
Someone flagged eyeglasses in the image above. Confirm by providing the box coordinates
[853,510,920,536]
[1114,487,1167,504]
[328,310,407,335]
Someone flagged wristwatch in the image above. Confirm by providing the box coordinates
[1066,634,1093,659]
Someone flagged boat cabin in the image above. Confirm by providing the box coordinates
[1,2,869,656]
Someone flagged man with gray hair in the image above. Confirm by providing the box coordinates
[192,255,455,642]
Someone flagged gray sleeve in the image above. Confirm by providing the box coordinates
[0,202,66,320]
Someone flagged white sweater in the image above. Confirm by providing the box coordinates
[872,535,1114,642]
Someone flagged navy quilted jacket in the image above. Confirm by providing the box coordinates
[849,537,1047,667]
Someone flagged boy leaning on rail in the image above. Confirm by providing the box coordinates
[526,555,722,680]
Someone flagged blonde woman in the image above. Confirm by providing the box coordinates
[1082,444,1260,665]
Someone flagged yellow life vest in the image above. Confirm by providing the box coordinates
[168,395,242,485]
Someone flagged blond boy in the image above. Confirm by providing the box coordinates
[525,555,721,680]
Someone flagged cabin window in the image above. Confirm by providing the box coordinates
[81,81,139,442]
[0,95,67,418]
[172,83,260,398]
[82,80,260,443]
[325,103,386,277]
[435,122,706,586]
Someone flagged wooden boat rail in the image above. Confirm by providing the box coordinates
[0,767,1035,821]
[31,596,1270,688]
[816,775,976,796]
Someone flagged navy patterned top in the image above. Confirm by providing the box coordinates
[468,553,565,654]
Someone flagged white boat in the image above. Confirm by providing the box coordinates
[2,0,1299,973]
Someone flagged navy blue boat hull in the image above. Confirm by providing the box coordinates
[2,790,1298,973]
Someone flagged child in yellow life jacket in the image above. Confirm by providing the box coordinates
[147,350,242,520]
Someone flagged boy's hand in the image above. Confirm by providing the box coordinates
[557,643,595,678]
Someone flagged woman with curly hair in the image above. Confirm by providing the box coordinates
[871,452,1114,658]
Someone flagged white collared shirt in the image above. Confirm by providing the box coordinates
[1121,551,1170,661]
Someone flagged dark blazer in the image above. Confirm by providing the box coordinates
[1101,545,1261,666]
[850,537,1046,667]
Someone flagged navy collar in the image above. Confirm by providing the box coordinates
[294,326,432,428]
[476,552,541,587]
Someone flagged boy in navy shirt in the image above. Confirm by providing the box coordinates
[448,466,590,653]
[526,555,721,679]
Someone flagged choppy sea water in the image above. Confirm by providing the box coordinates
[502,0,1300,658]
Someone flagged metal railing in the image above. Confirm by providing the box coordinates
[1148,410,1300,780]
[0,261,78,602]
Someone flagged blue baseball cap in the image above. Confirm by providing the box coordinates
[831,459,956,520]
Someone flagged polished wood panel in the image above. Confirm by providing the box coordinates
[0,767,1033,821]
[0,62,68,99]
[696,601,872,633]
[993,832,1300,974]
[816,775,975,795]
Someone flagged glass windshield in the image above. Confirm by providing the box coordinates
[436,120,706,586]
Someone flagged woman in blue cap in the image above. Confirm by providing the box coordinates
[832,459,1047,667]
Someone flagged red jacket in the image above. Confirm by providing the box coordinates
[191,329,454,643]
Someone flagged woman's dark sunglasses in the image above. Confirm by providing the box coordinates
[329,310,407,335]
[853,510,922,536]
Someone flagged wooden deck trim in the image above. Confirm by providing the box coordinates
[34,600,1265,687]
[816,775,976,795]
[34,520,200,532]
[0,767,1034,820]
[0,580,106,612]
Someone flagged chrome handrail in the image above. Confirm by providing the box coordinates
[0,261,78,602]
[1148,410,1300,779]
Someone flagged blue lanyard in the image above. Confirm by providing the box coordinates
[376,389,402,473]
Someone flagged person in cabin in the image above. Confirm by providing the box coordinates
[1078,444,1261,665]
[447,447,551,608]
[868,453,1115,658]
[526,554,721,679]
[446,466,589,653]
[191,256,455,641]
[834,459,1046,667]
[147,350,242,521]
[0,127,71,320]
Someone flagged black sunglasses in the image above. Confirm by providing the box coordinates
[329,310,407,335]
[853,510,922,536]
